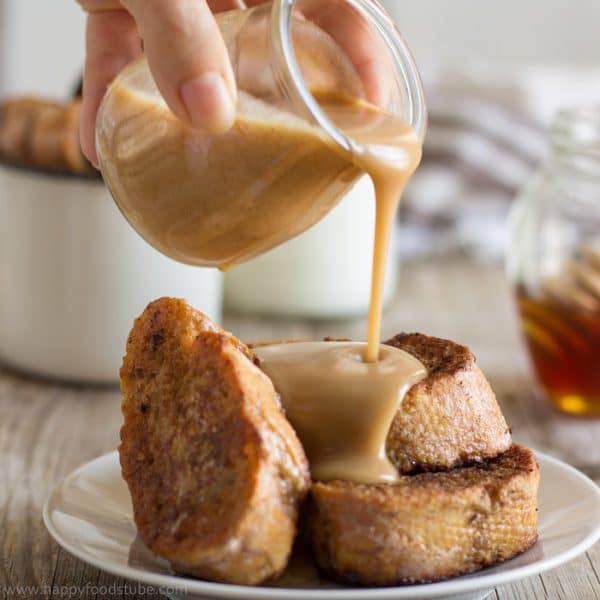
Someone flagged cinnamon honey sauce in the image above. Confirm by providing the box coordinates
[100,40,425,483]
[255,342,426,483]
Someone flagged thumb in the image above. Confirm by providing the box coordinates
[122,0,237,133]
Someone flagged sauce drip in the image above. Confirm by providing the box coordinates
[255,341,426,483]
[320,98,422,361]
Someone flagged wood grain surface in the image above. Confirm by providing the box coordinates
[1,257,599,599]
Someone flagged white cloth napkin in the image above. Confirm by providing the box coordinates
[399,63,600,261]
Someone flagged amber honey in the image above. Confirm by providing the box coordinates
[517,291,600,416]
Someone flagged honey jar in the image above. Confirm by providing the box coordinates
[509,107,600,416]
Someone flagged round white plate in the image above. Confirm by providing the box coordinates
[43,450,600,600]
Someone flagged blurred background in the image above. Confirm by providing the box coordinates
[2,0,600,261]
[3,1,600,95]
[0,0,599,475]
[3,5,600,594]
[1,0,599,409]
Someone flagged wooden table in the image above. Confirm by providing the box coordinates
[2,257,600,599]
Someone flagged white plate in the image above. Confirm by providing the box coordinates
[43,451,600,600]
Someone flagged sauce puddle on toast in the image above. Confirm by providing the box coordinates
[255,342,426,484]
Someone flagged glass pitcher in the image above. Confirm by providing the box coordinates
[96,0,426,268]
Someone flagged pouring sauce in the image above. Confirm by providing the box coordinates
[99,25,424,482]
[99,87,421,361]
[320,98,422,361]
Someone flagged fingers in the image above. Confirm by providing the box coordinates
[79,0,240,166]
[122,0,236,134]
[80,10,141,166]
[296,0,391,106]
[326,12,390,106]
[240,0,389,105]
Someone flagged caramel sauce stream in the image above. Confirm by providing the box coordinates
[319,98,422,361]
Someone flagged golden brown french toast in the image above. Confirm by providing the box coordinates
[119,298,311,585]
[309,444,539,585]
[119,299,536,588]
[384,333,512,473]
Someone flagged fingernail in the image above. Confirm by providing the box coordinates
[180,72,235,134]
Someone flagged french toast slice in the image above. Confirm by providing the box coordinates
[119,298,310,585]
[0,97,94,174]
[384,333,512,473]
[309,445,539,585]
[253,335,512,474]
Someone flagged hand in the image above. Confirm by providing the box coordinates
[78,0,387,168]
[299,0,389,107]
[78,0,262,166]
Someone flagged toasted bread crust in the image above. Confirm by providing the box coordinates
[0,97,95,174]
[384,333,512,473]
[119,298,310,585]
[309,445,539,585]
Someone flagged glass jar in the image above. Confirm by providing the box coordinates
[508,107,600,416]
[96,0,426,268]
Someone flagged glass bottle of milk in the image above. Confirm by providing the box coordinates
[224,176,398,318]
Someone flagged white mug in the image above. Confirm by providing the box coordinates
[0,164,223,384]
